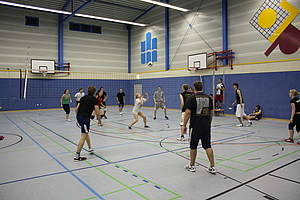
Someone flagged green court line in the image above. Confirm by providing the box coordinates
[216,163,245,172]
[83,197,97,200]
[25,117,181,199]
[245,149,300,172]
[102,183,147,196]
[23,118,150,199]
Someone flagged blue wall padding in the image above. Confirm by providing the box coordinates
[1,71,299,120]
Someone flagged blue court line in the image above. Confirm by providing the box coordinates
[30,118,110,164]
[4,115,105,200]
[0,128,256,187]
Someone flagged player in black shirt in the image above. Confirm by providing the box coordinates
[178,84,192,141]
[99,87,108,119]
[232,83,252,127]
[181,81,216,173]
[74,85,102,161]
[284,89,300,145]
[116,88,126,115]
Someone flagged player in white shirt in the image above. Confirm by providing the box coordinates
[74,88,85,106]
[129,93,150,129]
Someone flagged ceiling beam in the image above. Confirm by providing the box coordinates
[61,0,94,23]
[94,0,146,12]
[62,0,72,10]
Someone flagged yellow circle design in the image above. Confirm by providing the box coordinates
[258,8,277,29]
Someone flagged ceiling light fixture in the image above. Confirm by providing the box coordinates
[140,0,189,12]
[0,1,147,26]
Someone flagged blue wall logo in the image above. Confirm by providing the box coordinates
[141,32,157,64]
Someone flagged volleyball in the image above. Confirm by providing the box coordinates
[147,61,153,67]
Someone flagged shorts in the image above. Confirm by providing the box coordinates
[118,102,124,107]
[215,94,223,101]
[77,115,90,133]
[190,128,211,150]
[288,114,300,132]
[132,109,141,115]
[235,104,246,118]
[62,104,70,114]
[180,112,185,126]
[101,101,106,106]
[155,101,165,109]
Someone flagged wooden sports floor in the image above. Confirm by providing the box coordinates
[0,107,299,200]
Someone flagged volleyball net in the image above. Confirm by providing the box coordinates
[0,68,202,111]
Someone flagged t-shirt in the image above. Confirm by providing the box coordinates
[133,98,146,113]
[117,92,126,103]
[74,92,85,101]
[180,91,192,112]
[185,92,213,130]
[100,91,107,100]
[153,91,164,102]
[77,95,98,118]
[62,94,71,104]
[291,97,300,113]
[235,89,244,104]
[216,83,225,95]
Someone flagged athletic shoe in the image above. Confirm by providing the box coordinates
[90,115,95,120]
[284,138,294,143]
[177,136,185,141]
[120,112,122,115]
[89,148,94,154]
[297,141,300,145]
[66,119,71,122]
[236,123,243,127]
[184,164,196,172]
[153,117,156,120]
[104,116,107,119]
[128,126,132,129]
[144,125,150,128]
[74,156,87,162]
[206,167,217,174]
[165,116,169,120]
[246,122,252,127]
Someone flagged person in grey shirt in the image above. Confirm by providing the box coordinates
[153,86,169,120]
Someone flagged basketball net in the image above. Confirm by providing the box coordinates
[190,67,198,74]
[41,71,47,77]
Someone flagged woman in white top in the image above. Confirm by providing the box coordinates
[129,93,150,129]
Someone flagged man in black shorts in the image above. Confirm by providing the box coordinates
[181,81,216,173]
[116,88,126,115]
[74,85,101,161]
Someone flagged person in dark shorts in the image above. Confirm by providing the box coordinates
[60,89,72,122]
[116,88,126,115]
[284,89,300,145]
[178,84,192,141]
[74,85,102,161]
[153,86,169,120]
[247,105,262,121]
[181,81,216,173]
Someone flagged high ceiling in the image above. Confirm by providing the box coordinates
[2,0,183,23]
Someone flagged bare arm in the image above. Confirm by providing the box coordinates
[60,95,64,107]
[181,108,191,135]
[290,103,296,123]
[145,93,149,102]
[75,103,80,115]
[69,94,72,103]
[179,94,184,110]
[210,110,214,122]
[104,94,108,101]
[116,97,119,103]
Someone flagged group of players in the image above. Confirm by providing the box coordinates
[61,82,300,174]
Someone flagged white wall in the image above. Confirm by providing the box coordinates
[130,0,300,74]
[0,6,129,73]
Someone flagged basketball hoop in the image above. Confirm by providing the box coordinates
[41,71,47,77]
[190,67,198,73]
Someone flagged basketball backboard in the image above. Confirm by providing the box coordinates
[188,53,207,70]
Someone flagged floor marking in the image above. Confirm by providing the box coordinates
[5,115,105,200]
